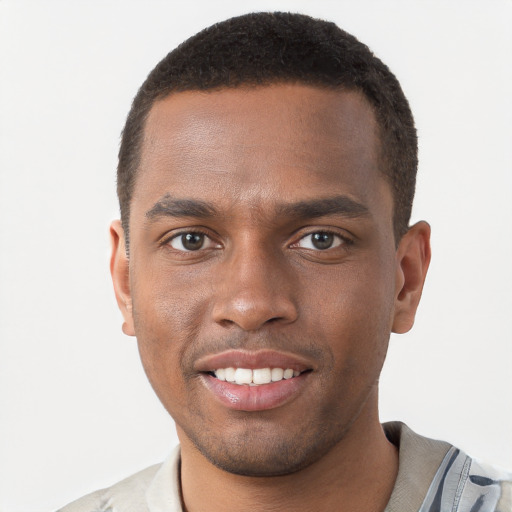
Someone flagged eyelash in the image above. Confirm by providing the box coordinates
[290,229,353,251]
[160,229,219,252]
[160,228,353,254]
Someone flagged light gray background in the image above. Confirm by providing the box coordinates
[1,1,511,510]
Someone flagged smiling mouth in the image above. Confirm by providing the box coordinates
[198,351,314,410]
[208,367,311,386]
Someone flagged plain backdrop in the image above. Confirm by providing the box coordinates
[1,1,511,510]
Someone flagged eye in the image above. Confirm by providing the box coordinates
[168,232,217,252]
[295,231,346,250]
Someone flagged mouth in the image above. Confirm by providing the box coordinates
[196,350,314,411]
[208,367,307,385]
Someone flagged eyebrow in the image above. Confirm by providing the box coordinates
[276,195,370,220]
[145,194,369,223]
[145,194,217,220]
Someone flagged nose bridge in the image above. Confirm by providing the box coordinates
[211,234,298,330]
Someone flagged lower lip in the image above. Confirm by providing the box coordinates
[201,373,310,411]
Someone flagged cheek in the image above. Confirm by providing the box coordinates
[307,255,395,368]
[130,265,210,402]
[131,259,210,337]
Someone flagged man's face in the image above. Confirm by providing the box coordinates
[113,84,410,476]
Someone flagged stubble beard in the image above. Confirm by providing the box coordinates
[176,380,377,478]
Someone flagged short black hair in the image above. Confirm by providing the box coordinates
[118,12,417,246]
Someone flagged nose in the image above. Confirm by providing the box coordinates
[211,243,298,331]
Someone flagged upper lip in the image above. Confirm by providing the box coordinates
[194,349,315,373]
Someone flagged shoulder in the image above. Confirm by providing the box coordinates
[56,446,182,512]
[384,422,511,512]
[420,448,512,512]
[56,463,162,512]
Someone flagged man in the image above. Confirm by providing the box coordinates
[59,12,511,512]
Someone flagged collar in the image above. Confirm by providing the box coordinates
[145,423,452,512]
[383,421,451,512]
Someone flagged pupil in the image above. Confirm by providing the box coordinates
[182,233,204,250]
[312,232,333,250]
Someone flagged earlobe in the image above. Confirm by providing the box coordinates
[110,220,135,337]
[392,221,431,334]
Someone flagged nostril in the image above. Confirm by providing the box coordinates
[218,319,236,328]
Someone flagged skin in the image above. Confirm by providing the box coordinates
[111,84,431,511]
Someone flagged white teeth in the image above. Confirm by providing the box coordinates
[271,367,284,381]
[224,367,236,382]
[253,368,272,385]
[234,368,253,385]
[213,367,301,385]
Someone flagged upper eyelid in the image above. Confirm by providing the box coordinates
[292,232,350,248]
[162,230,223,255]
[159,226,353,247]
[160,227,217,243]
[290,227,354,244]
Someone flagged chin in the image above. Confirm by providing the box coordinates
[185,422,343,477]
[203,446,320,477]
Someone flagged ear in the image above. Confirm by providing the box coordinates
[110,220,135,336]
[392,221,431,334]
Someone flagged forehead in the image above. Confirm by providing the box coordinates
[134,84,389,218]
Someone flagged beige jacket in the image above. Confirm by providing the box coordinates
[57,423,511,512]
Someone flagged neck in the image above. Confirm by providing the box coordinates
[178,393,398,512]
